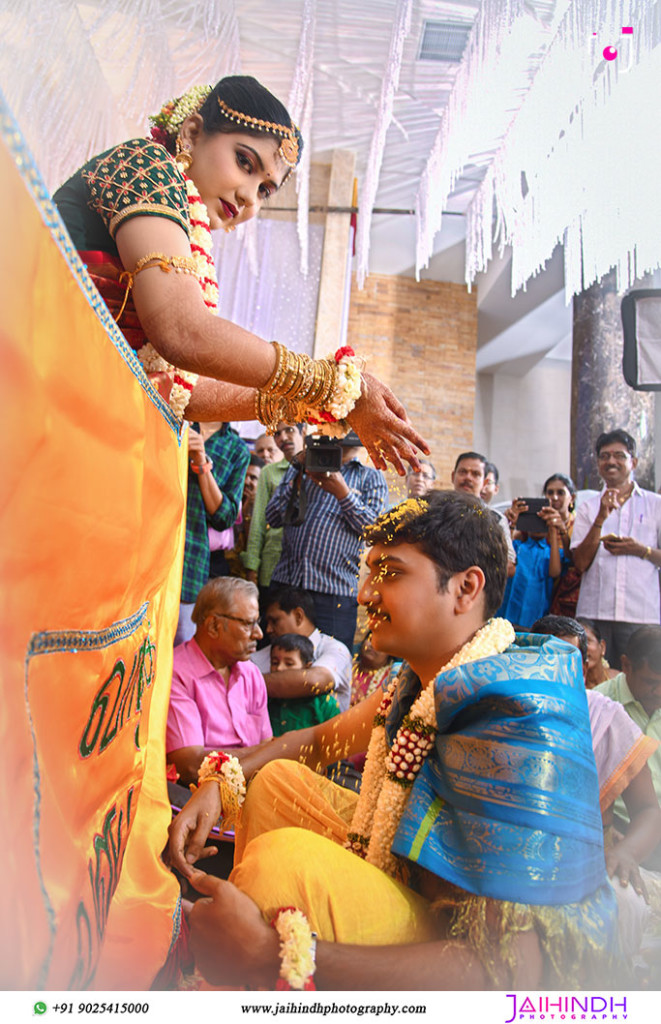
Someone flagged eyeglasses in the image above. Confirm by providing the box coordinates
[597,451,630,462]
[214,613,261,632]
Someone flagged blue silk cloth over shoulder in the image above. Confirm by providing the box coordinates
[390,632,607,905]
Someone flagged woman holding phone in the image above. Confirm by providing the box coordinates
[499,474,576,629]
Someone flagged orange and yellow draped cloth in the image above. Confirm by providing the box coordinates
[0,98,186,989]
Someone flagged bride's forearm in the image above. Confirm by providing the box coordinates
[184,378,258,422]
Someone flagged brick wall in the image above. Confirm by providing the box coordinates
[346,273,478,492]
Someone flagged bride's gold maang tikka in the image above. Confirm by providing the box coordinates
[217,98,300,168]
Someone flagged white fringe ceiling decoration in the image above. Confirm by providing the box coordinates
[414,0,553,279]
[0,0,240,192]
[465,0,661,300]
[354,0,412,290]
[287,0,317,277]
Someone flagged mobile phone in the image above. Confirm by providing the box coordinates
[516,498,549,534]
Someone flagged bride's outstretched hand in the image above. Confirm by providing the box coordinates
[347,372,430,476]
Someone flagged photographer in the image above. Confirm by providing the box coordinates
[264,431,388,651]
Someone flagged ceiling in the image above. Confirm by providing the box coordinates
[231,0,572,374]
[1,0,574,373]
[228,0,572,373]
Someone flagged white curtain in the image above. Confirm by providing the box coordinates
[212,218,325,438]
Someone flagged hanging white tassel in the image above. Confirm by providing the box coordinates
[295,90,313,277]
[465,0,661,299]
[354,0,412,289]
[415,0,539,279]
[288,0,317,277]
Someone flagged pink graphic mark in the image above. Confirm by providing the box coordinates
[593,25,634,61]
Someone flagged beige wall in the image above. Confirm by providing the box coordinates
[346,273,478,493]
[474,359,572,504]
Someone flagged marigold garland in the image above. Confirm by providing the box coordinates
[346,617,516,876]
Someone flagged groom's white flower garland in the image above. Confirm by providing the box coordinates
[346,617,515,877]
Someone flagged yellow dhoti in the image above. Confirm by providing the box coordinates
[231,761,436,945]
[230,761,625,989]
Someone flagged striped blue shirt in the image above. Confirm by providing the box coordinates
[266,459,388,596]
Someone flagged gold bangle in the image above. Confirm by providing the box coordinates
[254,391,283,433]
[643,545,652,561]
[257,343,350,429]
[263,341,287,394]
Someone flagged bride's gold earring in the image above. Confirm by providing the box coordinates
[175,136,193,172]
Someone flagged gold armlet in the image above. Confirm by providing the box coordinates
[116,252,197,322]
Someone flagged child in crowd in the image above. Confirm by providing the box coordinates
[267,633,340,736]
[270,633,314,674]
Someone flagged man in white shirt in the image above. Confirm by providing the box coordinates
[250,585,352,711]
[572,429,661,668]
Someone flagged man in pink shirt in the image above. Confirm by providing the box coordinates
[167,577,272,786]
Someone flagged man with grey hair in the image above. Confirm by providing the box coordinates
[166,577,272,786]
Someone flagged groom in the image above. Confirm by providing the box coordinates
[169,492,618,991]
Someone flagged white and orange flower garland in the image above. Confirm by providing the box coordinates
[135,175,219,420]
[197,750,246,831]
[306,345,364,438]
[186,174,219,312]
[346,617,516,877]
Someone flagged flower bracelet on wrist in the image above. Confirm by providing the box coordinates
[196,751,246,830]
[271,907,317,990]
[255,342,363,437]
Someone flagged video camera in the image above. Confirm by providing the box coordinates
[304,435,342,473]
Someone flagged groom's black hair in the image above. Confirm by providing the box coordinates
[365,490,508,618]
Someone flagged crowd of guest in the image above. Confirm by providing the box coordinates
[164,419,661,986]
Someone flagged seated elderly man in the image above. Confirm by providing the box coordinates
[166,577,272,787]
[251,585,351,733]
[170,492,620,991]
